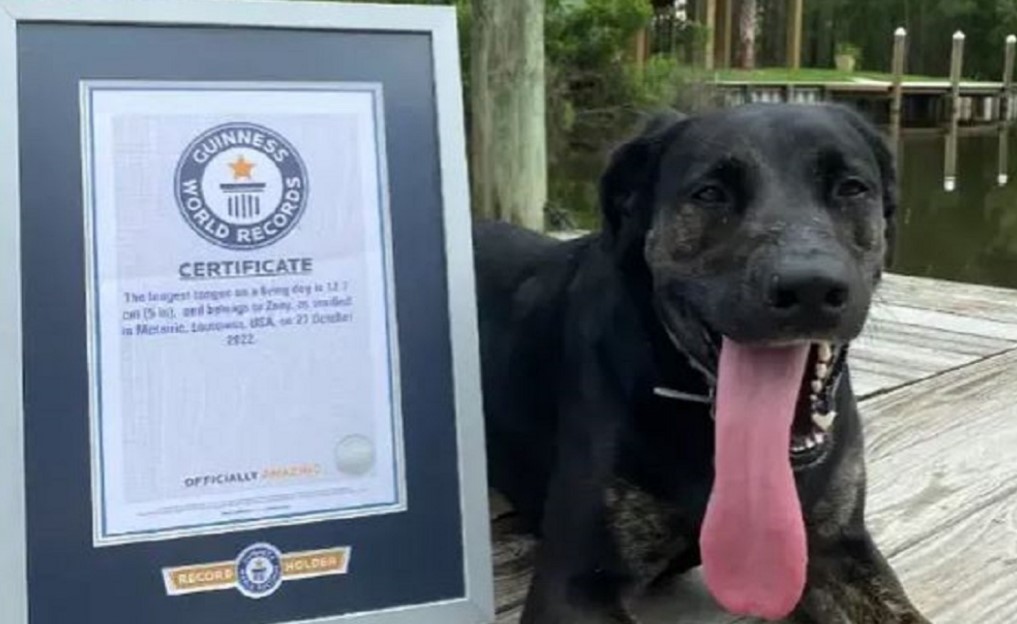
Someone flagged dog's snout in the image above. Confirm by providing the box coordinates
[767,261,852,316]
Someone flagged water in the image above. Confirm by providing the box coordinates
[551,129,1017,289]
[895,130,1017,289]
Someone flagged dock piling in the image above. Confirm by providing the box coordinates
[998,35,1016,187]
[891,27,907,157]
[945,31,966,192]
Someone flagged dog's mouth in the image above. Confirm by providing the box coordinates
[788,340,844,467]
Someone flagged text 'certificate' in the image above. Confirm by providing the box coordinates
[82,83,405,546]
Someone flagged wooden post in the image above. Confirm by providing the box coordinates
[718,0,734,69]
[890,27,907,157]
[944,31,965,193]
[998,34,1015,186]
[631,26,648,74]
[704,0,717,71]
[787,0,804,70]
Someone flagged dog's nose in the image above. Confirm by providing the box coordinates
[767,261,851,316]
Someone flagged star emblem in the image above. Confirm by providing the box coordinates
[228,154,256,180]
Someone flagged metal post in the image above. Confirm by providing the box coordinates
[944,31,965,192]
[890,27,907,157]
[998,35,1016,186]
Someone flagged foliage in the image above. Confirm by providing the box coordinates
[326,0,697,229]
[806,0,1017,79]
[545,0,693,229]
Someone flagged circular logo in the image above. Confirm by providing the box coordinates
[174,122,309,250]
[235,542,283,599]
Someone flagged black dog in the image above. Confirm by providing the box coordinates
[472,103,930,623]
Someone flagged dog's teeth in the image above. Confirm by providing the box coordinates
[811,380,823,394]
[817,342,833,363]
[804,436,817,449]
[815,363,830,380]
[812,411,836,432]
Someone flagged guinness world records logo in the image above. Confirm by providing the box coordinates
[235,542,283,599]
[174,122,309,250]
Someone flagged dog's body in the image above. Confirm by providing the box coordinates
[472,103,930,623]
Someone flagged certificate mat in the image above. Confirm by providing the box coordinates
[0,2,493,624]
[83,83,407,546]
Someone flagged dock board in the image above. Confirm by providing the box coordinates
[491,273,1017,623]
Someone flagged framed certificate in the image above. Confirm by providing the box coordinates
[0,2,493,623]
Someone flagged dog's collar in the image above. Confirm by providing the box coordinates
[653,385,714,404]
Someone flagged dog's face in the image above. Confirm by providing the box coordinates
[602,103,896,358]
[601,104,896,468]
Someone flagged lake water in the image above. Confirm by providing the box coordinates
[551,129,1017,290]
[895,131,1017,289]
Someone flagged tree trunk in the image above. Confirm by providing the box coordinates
[470,0,547,231]
[737,0,758,69]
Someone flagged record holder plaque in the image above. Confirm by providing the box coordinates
[0,1,493,622]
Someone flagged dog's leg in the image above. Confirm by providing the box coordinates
[520,365,639,624]
[794,427,930,624]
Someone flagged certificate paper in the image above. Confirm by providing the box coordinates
[82,83,405,546]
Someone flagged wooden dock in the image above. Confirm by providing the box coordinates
[491,272,1017,623]
[711,80,1017,128]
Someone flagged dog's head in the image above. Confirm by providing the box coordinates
[601,102,896,478]
[601,103,895,355]
[600,103,899,618]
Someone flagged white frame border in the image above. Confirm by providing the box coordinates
[0,1,493,623]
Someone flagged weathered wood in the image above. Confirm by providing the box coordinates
[469,0,547,230]
[735,0,755,70]
[717,0,734,69]
[492,274,1017,622]
[703,0,717,70]
[785,0,803,70]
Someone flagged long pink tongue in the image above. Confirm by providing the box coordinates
[700,338,810,620]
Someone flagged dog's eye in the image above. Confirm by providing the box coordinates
[691,185,729,205]
[834,178,870,199]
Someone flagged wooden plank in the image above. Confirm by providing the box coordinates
[860,350,1017,556]
[858,316,1013,357]
[869,304,1017,341]
[880,498,1017,623]
[849,368,904,398]
[878,273,1017,326]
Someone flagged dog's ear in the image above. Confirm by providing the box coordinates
[599,110,688,255]
[826,104,899,268]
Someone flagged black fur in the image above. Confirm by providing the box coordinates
[472,103,928,623]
